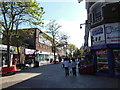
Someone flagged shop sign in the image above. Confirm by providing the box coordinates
[105,23,120,44]
[96,50,107,55]
[0,45,7,51]
[25,49,35,54]
[90,25,105,45]
[0,44,14,51]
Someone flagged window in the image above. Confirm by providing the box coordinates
[38,34,52,46]
[99,36,101,41]
[95,37,97,41]
[93,7,102,24]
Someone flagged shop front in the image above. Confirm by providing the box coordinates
[91,46,120,77]
[37,51,53,61]
[90,23,120,77]
[0,44,15,67]
[25,49,35,65]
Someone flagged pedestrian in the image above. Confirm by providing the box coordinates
[71,58,77,76]
[63,57,70,76]
[68,60,72,74]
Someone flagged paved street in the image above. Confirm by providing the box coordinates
[1,62,120,89]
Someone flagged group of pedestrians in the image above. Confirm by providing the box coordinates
[62,57,77,76]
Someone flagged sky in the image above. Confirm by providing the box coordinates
[16,0,87,48]
[38,0,87,48]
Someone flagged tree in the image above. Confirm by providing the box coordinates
[73,48,81,57]
[67,44,77,57]
[0,1,45,67]
[45,20,62,62]
[59,34,69,57]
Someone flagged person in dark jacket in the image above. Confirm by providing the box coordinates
[71,58,77,76]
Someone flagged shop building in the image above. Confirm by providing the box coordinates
[10,28,62,63]
[85,1,120,77]
[2,28,62,66]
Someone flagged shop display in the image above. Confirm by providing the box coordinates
[96,50,109,73]
[113,49,120,75]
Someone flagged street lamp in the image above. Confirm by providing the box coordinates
[65,41,68,57]
[61,34,69,57]
[80,21,91,47]
[80,23,86,29]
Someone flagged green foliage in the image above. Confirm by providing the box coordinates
[0,1,45,66]
[68,53,72,57]
[67,44,76,52]
[73,48,82,57]
[11,29,34,47]
[0,2,45,31]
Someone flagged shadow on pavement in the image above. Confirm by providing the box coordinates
[2,63,120,89]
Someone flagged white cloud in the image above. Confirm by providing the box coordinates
[42,17,87,48]
[39,0,78,2]
[58,20,86,48]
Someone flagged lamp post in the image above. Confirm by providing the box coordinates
[61,34,68,57]
[65,41,68,57]
[0,23,2,68]
[80,21,91,47]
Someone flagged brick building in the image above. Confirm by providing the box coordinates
[2,28,62,65]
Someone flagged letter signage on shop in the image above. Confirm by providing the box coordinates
[25,49,35,54]
[90,23,120,45]
[96,50,107,55]
[90,25,105,45]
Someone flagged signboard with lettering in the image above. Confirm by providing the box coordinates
[96,50,107,55]
[90,25,105,45]
[105,23,120,44]
[25,49,35,54]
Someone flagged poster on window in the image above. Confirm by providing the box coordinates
[105,23,120,44]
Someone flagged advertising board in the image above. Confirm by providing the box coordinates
[90,25,105,45]
[105,23,120,44]
[25,49,35,54]
[90,23,120,45]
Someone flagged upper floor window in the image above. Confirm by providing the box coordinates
[38,33,52,46]
[93,7,102,23]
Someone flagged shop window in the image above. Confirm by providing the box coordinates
[95,37,97,41]
[99,36,101,41]
[96,50,109,73]
[91,36,94,45]
[113,49,120,75]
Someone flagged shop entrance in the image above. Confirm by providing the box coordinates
[96,49,109,74]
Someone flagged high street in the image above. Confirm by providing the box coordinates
[1,62,119,89]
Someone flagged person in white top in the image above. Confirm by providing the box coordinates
[63,57,70,76]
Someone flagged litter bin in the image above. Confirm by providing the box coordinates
[34,61,39,67]
[50,59,53,63]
